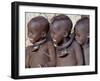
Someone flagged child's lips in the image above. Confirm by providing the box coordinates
[29,38,34,43]
[52,39,58,47]
[29,38,33,42]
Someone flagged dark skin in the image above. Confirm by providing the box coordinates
[75,17,89,65]
[25,16,56,68]
[50,15,83,66]
[27,17,49,44]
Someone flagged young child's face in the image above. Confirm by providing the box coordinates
[28,23,44,44]
[75,17,89,45]
[50,21,69,44]
[75,27,88,45]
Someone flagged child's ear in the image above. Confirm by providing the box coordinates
[42,32,46,37]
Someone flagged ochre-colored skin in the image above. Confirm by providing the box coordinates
[75,17,89,65]
[56,41,83,66]
[25,16,56,68]
[27,16,49,44]
[50,14,83,66]
[25,41,56,68]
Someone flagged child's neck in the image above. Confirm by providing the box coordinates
[58,37,69,46]
[33,38,46,47]
[31,38,46,52]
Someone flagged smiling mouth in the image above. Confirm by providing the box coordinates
[53,43,58,47]
[52,39,58,47]
[29,38,34,43]
[53,39,57,42]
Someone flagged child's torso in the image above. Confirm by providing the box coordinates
[26,42,50,67]
[56,41,77,66]
[83,44,89,65]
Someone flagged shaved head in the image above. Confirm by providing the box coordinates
[51,14,73,33]
[27,16,49,43]
[28,16,49,33]
[75,17,89,35]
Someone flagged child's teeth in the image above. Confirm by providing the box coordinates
[53,39,56,42]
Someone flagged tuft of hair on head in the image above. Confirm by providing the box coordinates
[27,16,49,33]
[75,17,89,34]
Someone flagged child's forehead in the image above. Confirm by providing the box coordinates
[76,22,89,31]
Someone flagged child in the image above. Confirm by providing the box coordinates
[25,16,56,68]
[75,17,89,65]
[50,14,83,66]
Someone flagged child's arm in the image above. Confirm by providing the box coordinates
[47,41,56,67]
[25,47,31,68]
[73,41,83,65]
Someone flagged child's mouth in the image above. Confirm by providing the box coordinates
[29,38,33,41]
[29,38,35,44]
[53,39,57,42]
